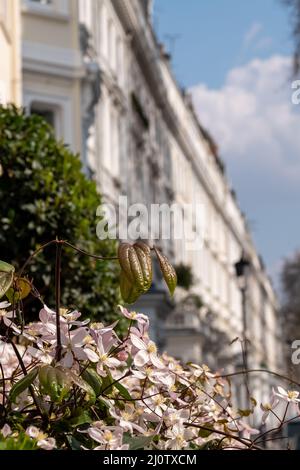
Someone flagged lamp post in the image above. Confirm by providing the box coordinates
[234,254,251,399]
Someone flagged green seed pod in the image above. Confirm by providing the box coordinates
[118,243,134,283]
[133,242,152,291]
[128,246,145,292]
[120,269,140,304]
[118,242,155,303]
[39,365,71,403]
[154,247,177,297]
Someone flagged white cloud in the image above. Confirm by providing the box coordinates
[255,36,273,51]
[242,22,272,54]
[190,55,300,274]
[191,55,300,186]
[244,22,263,47]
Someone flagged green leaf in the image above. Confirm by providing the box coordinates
[6,277,32,303]
[9,367,38,403]
[66,435,84,450]
[100,369,114,395]
[69,410,93,427]
[123,434,155,450]
[0,433,38,450]
[39,365,71,403]
[0,260,15,299]
[81,368,103,397]
[198,423,215,438]
[238,408,252,417]
[216,419,228,425]
[250,397,257,407]
[114,381,132,400]
[198,439,220,450]
[67,371,96,404]
[98,397,110,410]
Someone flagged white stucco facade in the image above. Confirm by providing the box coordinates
[0,0,21,105]
[77,0,283,412]
[21,0,83,153]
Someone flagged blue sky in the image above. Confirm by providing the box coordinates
[155,0,300,290]
[155,0,292,88]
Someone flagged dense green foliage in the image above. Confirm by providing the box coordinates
[0,105,120,322]
[174,263,194,290]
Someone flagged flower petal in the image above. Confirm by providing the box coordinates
[87,428,104,444]
[84,348,99,362]
[62,350,73,368]
[71,327,88,346]
[1,424,12,438]
[134,349,149,367]
[130,334,147,350]
[106,357,120,368]
[277,386,288,397]
[150,353,165,369]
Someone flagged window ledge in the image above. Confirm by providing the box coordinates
[22,2,69,22]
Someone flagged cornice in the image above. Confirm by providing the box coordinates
[22,40,85,79]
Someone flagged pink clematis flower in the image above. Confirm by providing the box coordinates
[0,301,21,334]
[109,404,146,434]
[1,424,12,438]
[165,423,195,450]
[119,305,149,324]
[87,423,128,450]
[274,386,300,403]
[87,330,120,376]
[260,395,280,424]
[59,308,90,326]
[27,345,53,364]
[25,426,56,450]
[130,334,164,369]
[132,367,175,388]
[143,387,168,417]
[59,327,93,368]
[238,421,260,440]
[27,305,89,342]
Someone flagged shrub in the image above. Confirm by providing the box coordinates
[0,105,119,322]
[175,263,194,290]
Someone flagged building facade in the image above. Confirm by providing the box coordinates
[0,0,21,106]
[21,0,83,153]
[78,0,283,382]
[1,0,283,413]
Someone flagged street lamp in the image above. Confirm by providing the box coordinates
[234,253,251,399]
[234,255,250,280]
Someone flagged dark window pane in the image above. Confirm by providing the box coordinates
[30,0,52,4]
[31,107,55,129]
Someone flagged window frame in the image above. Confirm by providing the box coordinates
[24,91,73,148]
[29,101,61,136]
